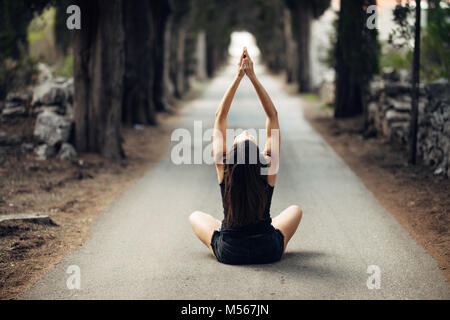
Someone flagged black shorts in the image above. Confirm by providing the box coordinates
[210,227,285,265]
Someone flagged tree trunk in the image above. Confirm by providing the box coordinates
[283,7,297,83]
[163,14,176,107]
[335,1,362,117]
[150,0,171,112]
[122,0,156,125]
[294,2,313,92]
[175,26,187,98]
[285,0,314,92]
[73,0,125,159]
[205,32,216,77]
[334,0,378,118]
[195,31,208,81]
[409,0,421,164]
[168,20,188,99]
[205,32,222,78]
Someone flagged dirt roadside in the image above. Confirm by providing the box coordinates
[0,81,209,300]
[290,86,449,281]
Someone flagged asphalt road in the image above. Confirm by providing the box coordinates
[21,59,449,300]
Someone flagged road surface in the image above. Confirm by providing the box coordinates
[21,58,449,300]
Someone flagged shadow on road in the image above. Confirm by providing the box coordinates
[259,250,346,280]
[194,249,347,281]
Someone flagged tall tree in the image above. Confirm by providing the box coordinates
[409,0,421,164]
[0,0,50,58]
[54,0,73,55]
[150,0,172,112]
[168,0,191,98]
[286,0,313,92]
[73,0,125,159]
[334,0,379,118]
[122,0,156,125]
[284,0,331,92]
[191,0,232,77]
[0,0,51,99]
[163,11,176,107]
[283,7,297,83]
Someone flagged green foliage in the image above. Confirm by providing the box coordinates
[0,56,38,100]
[190,0,234,72]
[320,104,333,113]
[27,7,56,46]
[322,10,339,69]
[388,1,415,48]
[0,0,52,100]
[300,93,319,101]
[359,2,381,81]
[387,1,449,81]
[55,55,73,77]
[336,0,380,80]
[325,4,380,79]
[0,0,51,59]
[190,0,288,73]
[333,0,380,118]
[421,3,450,80]
[250,0,286,72]
[54,1,73,54]
[380,45,413,70]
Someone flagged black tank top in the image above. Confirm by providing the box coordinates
[219,180,275,234]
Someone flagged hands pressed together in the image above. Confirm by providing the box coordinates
[237,47,255,80]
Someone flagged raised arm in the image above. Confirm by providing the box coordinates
[213,49,246,183]
[243,48,280,182]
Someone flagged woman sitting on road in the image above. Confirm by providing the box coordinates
[189,47,302,265]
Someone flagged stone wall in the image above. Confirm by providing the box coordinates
[367,69,450,177]
[0,64,77,161]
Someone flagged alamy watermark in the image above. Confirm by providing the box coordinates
[366,265,381,289]
[66,5,81,30]
[366,5,378,30]
[66,265,81,290]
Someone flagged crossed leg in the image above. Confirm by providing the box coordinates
[272,205,303,253]
[189,205,302,257]
[189,211,221,256]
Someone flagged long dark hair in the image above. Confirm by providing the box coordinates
[223,139,268,228]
